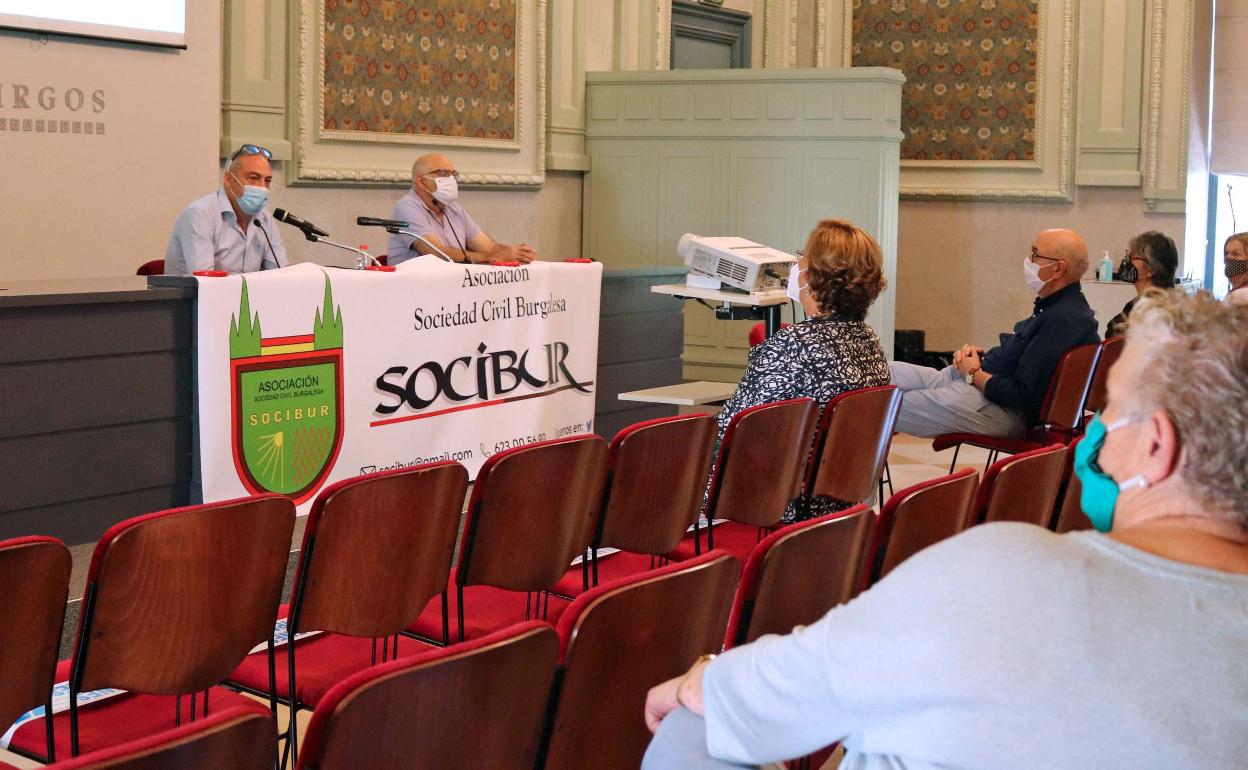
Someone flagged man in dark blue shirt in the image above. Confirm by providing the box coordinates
[890,229,1100,438]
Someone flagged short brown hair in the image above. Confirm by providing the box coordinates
[802,219,887,321]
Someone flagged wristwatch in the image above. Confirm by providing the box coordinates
[964,367,980,385]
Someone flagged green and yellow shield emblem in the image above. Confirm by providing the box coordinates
[229,276,344,504]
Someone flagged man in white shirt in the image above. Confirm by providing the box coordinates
[164,144,288,275]
[387,153,538,266]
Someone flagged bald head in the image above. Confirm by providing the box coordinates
[1034,228,1089,290]
[412,153,453,183]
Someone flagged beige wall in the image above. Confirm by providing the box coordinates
[895,188,1186,350]
[0,6,221,282]
[267,169,583,267]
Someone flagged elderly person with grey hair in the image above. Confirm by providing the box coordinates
[642,290,1248,770]
[164,144,289,275]
[1105,230,1179,337]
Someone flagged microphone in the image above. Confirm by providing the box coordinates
[357,216,410,229]
[273,208,329,239]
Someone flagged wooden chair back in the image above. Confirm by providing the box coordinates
[1055,438,1094,533]
[807,386,902,504]
[976,444,1067,527]
[542,551,740,770]
[458,435,607,591]
[1085,336,1126,414]
[867,469,978,587]
[597,414,716,555]
[708,398,819,527]
[725,505,873,648]
[0,537,71,733]
[74,495,295,694]
[1037,343,1100,434]
[296,622,558,770]
[292,462,468,637]
[45,704,274,770]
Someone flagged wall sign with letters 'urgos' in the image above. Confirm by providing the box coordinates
[0,83,106,136]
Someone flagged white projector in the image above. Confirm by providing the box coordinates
[677,233,797,293]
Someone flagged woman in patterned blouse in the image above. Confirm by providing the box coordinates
[713,219,891,523]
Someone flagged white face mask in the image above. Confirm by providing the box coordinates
[430,174,458,203]
[786,262,806,303]
[1023,256,1054,294]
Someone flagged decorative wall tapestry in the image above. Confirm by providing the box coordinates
[322,0,518,144]
[851,0,1039,163]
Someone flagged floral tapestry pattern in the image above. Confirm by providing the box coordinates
[322,0,517,141]
[851,0,1039,162]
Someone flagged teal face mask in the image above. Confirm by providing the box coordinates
[1073,413,1149,532]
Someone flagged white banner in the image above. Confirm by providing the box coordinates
[195,259,602,513]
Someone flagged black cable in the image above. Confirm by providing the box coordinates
[1228,184,1237,233]
[254,219,279,270]
[444,216,468,263]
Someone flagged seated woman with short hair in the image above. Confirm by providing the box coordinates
[644,289,1248,769]
[711,219,890,523]
[1105,230,1178,337]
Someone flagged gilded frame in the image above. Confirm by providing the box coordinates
[289,0,546,186]
[840,0,1075,201]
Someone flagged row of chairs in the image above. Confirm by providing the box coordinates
[0,372,1090,768]
[934,335,1125,472]
[1,429,1085,769]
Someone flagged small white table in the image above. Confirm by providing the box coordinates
[617,380,738,406]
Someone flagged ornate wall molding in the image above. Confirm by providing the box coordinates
[289,0,547,186]
[1143,0,1193,212]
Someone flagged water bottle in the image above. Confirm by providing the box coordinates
[1099,250,1114,282]
[356,244,370,270]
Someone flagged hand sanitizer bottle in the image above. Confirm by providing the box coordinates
[1099,250,1114,282]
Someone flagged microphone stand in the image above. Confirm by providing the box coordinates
[384,228,456,263]
[301,231,381,269]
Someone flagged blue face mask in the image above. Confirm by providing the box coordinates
[229,172,269,217]
[1073,413,1149,532]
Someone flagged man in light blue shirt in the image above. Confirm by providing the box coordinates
[387,153,538,265]
[164,144,289,275]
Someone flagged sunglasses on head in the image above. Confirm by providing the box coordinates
[231,144,273,161]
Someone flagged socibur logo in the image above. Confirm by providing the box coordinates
[370,341,594,427]
[229,276,344,504]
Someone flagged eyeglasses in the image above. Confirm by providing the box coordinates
[1124,250,1146,264]
[426,169,461,179]
[230,144,273,161]
[1029,247,1061,264]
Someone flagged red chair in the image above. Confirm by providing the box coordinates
[1085,336,1125,414]
[1054,437,1093,533]
[724,505,874,649]
[933,342,1101,472]
[540,551,741,770]
[407,435,607,642]
[971,444,1068,528]
[134,260,164,276]
[803,385,902,514]
[7,495,295,759]
[579,414,716,588]
[0,537,71,763]
[43,703,273,770]
[689,398,820,561]
[296,622,558,770]
[863,469,978,588]
[748,322,792,348]
[227,462,468,768]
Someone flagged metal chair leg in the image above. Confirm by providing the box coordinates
[44,694,55,763]
[948,444,961,474]
[457,584,466,643]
